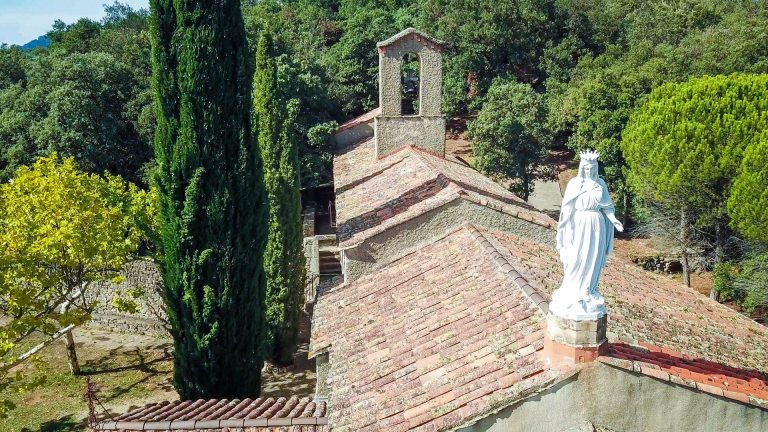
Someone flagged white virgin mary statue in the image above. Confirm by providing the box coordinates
[550,151,623,321]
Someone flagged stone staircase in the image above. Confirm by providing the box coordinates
[318,235,342,282]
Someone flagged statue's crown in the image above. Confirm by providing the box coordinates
[580,150,600,161]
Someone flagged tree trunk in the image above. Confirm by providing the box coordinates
[64,329,80,375]
[680,207,691,287]
[622,192,629,228]
[710,220,724,301]
[521,166,530,202]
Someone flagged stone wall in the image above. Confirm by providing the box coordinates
[377,32,442,117]
[457,362,768,432]
[374,115,445,158]
[86,259,168,335]
[342,197,556,282]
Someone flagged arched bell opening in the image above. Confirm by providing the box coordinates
[400,52,420,115]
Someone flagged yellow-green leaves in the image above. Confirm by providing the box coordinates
[0,155,146,392]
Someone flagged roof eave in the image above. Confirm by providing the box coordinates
[376,28,446,48]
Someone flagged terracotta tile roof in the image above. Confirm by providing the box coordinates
[486,230,768,374]
[333,139,555,247]
[599,342,768,410]
[311,226,569,431]
[337,108,379,132]
[93,396,328,431]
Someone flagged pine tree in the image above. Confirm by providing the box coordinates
[729,134,768,244]
[254,33,306,365]
[149,0,268,398]
[622,73,768,295]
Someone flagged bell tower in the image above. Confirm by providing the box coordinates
[374,28,446,158]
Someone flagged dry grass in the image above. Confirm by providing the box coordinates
[2,315,317,432]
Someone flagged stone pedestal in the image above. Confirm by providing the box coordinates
[544,312,607,365]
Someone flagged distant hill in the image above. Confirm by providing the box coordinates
[20,36,49,50]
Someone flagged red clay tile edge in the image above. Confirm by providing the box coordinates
[337,108,379,132]
[598,342,768,411]
[93,417,329,430]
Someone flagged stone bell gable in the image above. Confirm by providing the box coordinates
[374,28,446,158]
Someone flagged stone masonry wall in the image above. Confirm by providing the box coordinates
[374,116,445,158]
[378,34,442,117]
[86,259,168,335]
[343,198,556,282]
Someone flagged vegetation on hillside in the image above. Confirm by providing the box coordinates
[623,74,768,301]
[467,79,550,201]
[0,3,154,185]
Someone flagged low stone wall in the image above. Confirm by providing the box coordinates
[86,259,168,335]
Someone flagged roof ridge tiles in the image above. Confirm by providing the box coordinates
[408,147,555,229]
[463,224,550,315]
[93,398,329,431]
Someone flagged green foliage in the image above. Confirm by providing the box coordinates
[242,0,341,187]
[712,262,741,303]
[416,0,561,115]
[0,46,27,89]
[623,74,768,249]
[254,34,307,365]
[467,79,550,201]
[324,6,397,115]
[729,133,768,243]
[305,121,338,186]
[0,155,145,414]
[546,0,768,216]
[0,3,154,185]
[150,0,268,399]
[713,251,768,318]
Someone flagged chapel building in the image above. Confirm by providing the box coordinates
[94,28,768,432]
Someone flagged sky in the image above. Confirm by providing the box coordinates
[0,0,149,46]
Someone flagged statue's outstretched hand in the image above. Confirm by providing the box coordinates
[607,213,624,232]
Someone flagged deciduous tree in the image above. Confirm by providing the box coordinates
[0,156,145,412]
[467,79,550,201]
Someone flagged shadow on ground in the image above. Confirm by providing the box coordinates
[86,345,175,403]
[24,414,84,432]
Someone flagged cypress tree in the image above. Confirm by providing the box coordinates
[254,34,306,365]
[149,0,268,398]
